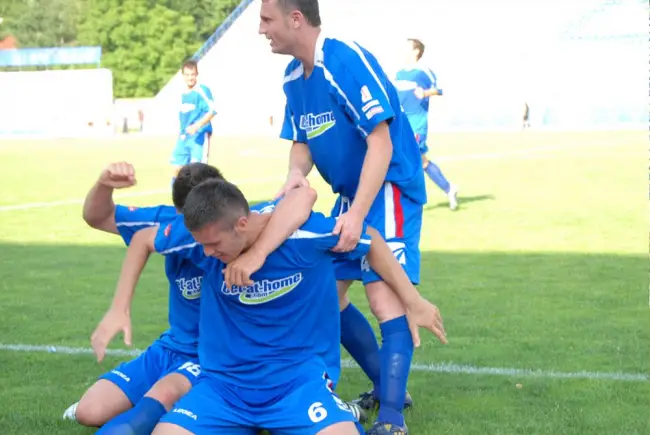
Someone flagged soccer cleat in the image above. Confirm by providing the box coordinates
[367,421,409,435]
[351,390,413,411]
[62,402,78,421]
[346,401,368,424]
[447,184,459,210]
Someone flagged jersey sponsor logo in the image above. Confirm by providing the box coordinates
[300,111,336,139]
[180,102,196,114]
[221,273,302,304]
[176,276,202,300]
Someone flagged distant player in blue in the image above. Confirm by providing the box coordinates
[171,59,218,184]
[394,38,458,210]
[259,1,429,433]
[63,162,224,432]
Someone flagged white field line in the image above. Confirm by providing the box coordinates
[0,343,646,382]
[0,176,285,212]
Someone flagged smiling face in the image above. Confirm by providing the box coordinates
[258,0,299,55]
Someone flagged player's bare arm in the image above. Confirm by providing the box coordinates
[276,141,314,198]
[333,121,393,252]
[186,111,216,135]
[364,226,447,346]
[90,226,156,362]
[224,185,318,288]
[83,161,136,234]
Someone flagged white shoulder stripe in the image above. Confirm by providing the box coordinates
[337,39,389,101]
[288,229,333,239]
[116,221,158,227]
[284,64,304,84]
[158,242,199,255]
[195,85,216,112]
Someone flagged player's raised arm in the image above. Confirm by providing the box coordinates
[90,226,156,362]
[363,226,447,346]
[224,185,318,288]
[82,161,136,233]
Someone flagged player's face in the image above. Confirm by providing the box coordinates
[182,67,198,88]
[259,0,296,55]
[191,218,247,264]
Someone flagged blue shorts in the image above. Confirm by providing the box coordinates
[159,373,355,434]
[170,133,210,166]
[331,182,422,285]
[99,341,201,405]
[415,133,429,154]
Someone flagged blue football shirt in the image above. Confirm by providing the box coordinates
[394,64,439,136]
[115,204,203,357]
[280,33,427,205]
[180,84,217,145]
[156,205,371,395]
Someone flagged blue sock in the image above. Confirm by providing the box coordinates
[355,420,366,434]
[377,316,413,427]
[340,303,381,393]
[96,397,167,435]
[424,161,451,193]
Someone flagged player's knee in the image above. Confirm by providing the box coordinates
[74,397,110,427]
[365,281,406,322]
[146,373,192,409]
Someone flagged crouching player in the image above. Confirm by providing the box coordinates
[63,162,319,434]
[151,179,446,435]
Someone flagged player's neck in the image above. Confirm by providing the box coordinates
[294,26,321,76]
[242,213,272,252]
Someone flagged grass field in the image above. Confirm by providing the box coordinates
[0,131,647,434]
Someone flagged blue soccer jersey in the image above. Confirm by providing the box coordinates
[115,204,203,357]
[180,84,217,145]
[394,64,439,137]
[280,33,426,206]
[180,212,371,398]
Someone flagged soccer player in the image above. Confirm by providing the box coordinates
[65,162,318,434]
[151,179,445,435]
[258,1,430,432]
[394,38,458,210]
[170,59,218,184]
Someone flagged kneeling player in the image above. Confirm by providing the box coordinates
[151,179,445,435]
[64,162,318,434]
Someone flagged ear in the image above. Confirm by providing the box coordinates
[234,215,248,232]
[289,10,302,28]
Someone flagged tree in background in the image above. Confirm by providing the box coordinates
[0,0,243,97]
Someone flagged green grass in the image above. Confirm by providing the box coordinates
[0,131,648,434]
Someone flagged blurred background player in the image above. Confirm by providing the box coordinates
[394,38,458,210]
[170,59,218,185]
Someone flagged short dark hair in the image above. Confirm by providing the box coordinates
[408,38,425,60]
[182,59,198,72]
[279,0,321,27]
[172,163,225,209]
[183,179,250,232]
